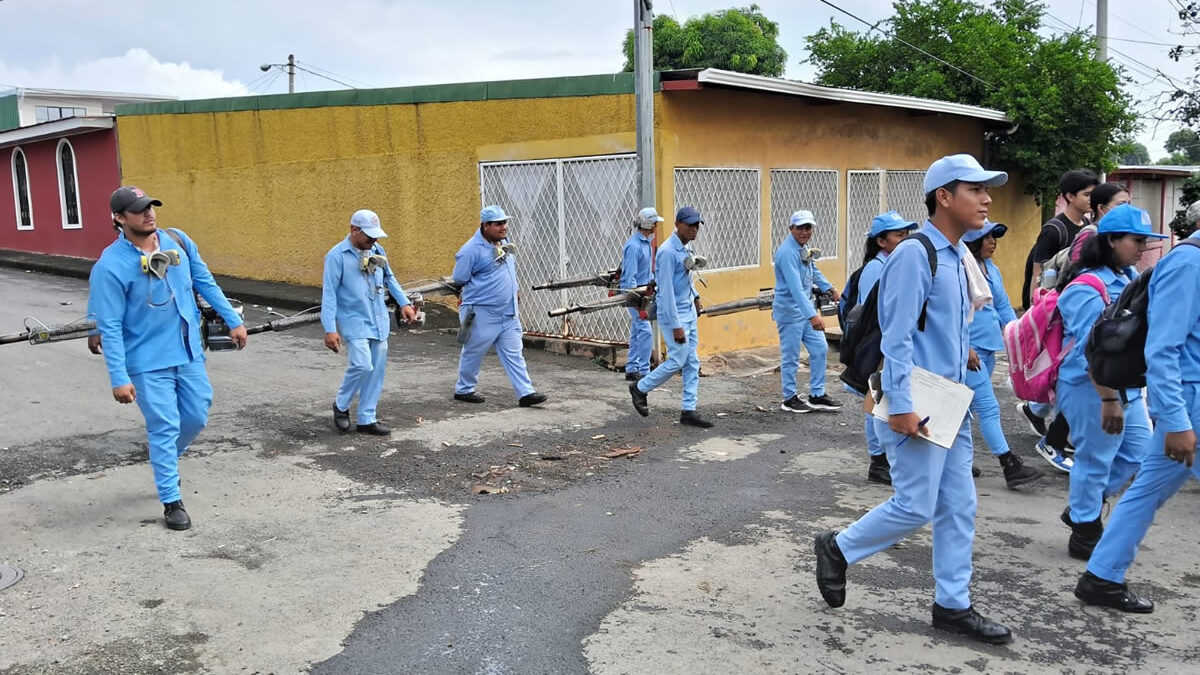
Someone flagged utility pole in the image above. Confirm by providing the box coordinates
[634,0,655,209]
[287,54,296,94]
[1096,0,1108,62]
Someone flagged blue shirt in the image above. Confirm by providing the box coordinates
[968,258,1018,352]
[856,253,887,304]
[619,231,653,289]
[88,228,244,388]
[321,237,409,340]
[654,232,698,330]
[1058,265,1137,393]
[878,222,970,415]
[772,236,833,323]
[1146,234,1200,432]
[453,229,519,314]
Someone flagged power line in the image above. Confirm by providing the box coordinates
[292,64,356,89]
[812,0,996,90]
[298,62,373,88]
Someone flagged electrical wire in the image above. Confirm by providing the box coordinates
[293,64,356,89]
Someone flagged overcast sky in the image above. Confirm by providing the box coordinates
[0,0,1191,158]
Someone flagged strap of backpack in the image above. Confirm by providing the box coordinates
[1068,272,1111,305]
[1173,239,1200,253]
[909,232,938,331]
[1049,216,1070,249]
[163,227,186,251]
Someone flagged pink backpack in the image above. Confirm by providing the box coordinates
[1004,274,1109,404]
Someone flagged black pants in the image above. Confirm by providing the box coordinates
[1046,411,1070,451]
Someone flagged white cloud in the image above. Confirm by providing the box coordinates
[0,48,248,99]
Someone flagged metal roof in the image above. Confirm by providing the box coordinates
[1113,165,1200,176]
[0,116,114,149]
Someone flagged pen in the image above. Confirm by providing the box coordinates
[896,416,931,448]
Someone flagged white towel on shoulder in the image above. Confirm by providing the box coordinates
[962,253,992,323]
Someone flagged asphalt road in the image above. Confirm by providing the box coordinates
[2,267,1198,675]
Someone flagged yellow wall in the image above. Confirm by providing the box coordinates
[655,88,1040,354]
[116,95,640,286]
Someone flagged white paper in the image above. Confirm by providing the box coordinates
[871,366,975,449]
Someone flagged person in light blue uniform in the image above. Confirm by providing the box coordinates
[1056,204,1162,561]
[628,206,712,428]
[853,211,917,485]
[1073,201,1200,614]
[621,207,662,381]
[962,221,1044,489]
[452,205,547,408]
[322,209,417,436]
[89,186,248,531]
[773,210,842,413]
[814,154,1013,645]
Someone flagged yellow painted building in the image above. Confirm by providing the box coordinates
[115,69,1039,355]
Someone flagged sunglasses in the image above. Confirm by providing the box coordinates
[792,224,814,230]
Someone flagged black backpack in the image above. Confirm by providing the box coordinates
[837,266,865,332]
[839,233,937,395]
[1086,239,1200,389]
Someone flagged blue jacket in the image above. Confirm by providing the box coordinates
[772,236,833,323]
[654,232,698,330]
[453,229,519,314]
[1146,234,1200,432]
[856,253,887,305]
[1058,265,1137,393]
[321,237,410,340]
[878,222,970,415]
[619,231,653,289]
[968,258,1017,353]
[88,228,243,388]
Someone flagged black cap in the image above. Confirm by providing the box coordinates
[110,186,162,213]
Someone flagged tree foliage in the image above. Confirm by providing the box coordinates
[1166,2,1200,127]
[1117,139,1150,165]
[1169,172,1200,238]
[621,4,787,77]
[1165,129,1200,163]
[804,0,1137,203]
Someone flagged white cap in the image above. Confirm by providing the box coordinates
[636,207,665,229]
[350,209,387,238]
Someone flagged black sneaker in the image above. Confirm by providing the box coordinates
[163,500,191,531]
[518,392,548,407]
[1017,403,1048,437]
[454,391,485,404]
[807,394,842,411]
[680,410,714,428]
[867,454,892,485]
[781,395,809,413]
[1000,452,1044,489]
[333,403,351,433]
[629,382,649,417]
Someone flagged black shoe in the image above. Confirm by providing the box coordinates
[1074,572,1154,613]
[807,394,843,411]
[781,395,810,413]
[356,422,392,436]
[624,372,645,381]
[519,392,548,407]
[972,465,982,478]
[1062,508,1104,561]
[868,454,892,485]
[163,500,191,531]
[931,604,1013,644]
[454,391,485,404]
[1000,452,1045,489]
[629,382,649,417]
[1017,402,1048,436]
[814,530,847,608]
[680,410,714,428]
[333,403,351,433]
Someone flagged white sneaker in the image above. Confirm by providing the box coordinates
[1035,439,1073,473]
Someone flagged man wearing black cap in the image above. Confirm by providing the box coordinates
[87,186,247,531]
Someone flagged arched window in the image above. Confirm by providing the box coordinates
[57,139,81,229]
[11,147,32,230]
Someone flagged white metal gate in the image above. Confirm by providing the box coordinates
[847,170,884,264]
[479,154,638,343]
[884,170,928,225]
[769,169,839,260]
[673,168,761,272]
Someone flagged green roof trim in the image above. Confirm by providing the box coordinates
[0,95,20,132]
[116,72,658,117]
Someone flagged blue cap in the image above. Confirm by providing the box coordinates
[480,205,510,223]
[675,206,702,225]
[962,220,1008,243]
[350,209,387,239]
[923,154,1008,194]
[868,211,918,238]
[789,210,817,227]
[636,207,665,228]
[1097,203,1168,239]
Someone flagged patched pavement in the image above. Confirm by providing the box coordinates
[2,268,1198,674]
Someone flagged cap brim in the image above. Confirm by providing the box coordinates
[960,170,1008,188]
[991,224,1008,238]
[359,227,387,238]
[118,197,162,212]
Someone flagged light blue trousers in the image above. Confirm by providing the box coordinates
[638,318,699,411]
[626,308,652,376]
[965,349,1008,456]
[1058,380,1151,523]
[455,305,535,399]
[336,337,388,425]
[130,359,213,504]
[1088,383,1200,583]
[777,319,827,399]
[837,414,976,609]
[866,414,883,456]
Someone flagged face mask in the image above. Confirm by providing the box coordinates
[141,250,181,279]
[361,253,388,275]
[494,242,517,263]
[682,254,708,271]
[802,247,823,263]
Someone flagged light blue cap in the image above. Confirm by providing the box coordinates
[636,207,665,228]
[480,205,510,223]
[789,210,817,227]
[962,220,1008,243]
[350,209,387,238]
[923,154,1008,194]
[1097,203,1168,239]
[868,211,918,238]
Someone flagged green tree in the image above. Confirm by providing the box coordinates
[1159,152,1197,166]
[1166,2,1200,127]
[1169,172,1200,237]
[621,4,787,77]
[805,0,1137,203]
[1117,139,1150,165]
[1165,129,1200,162]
